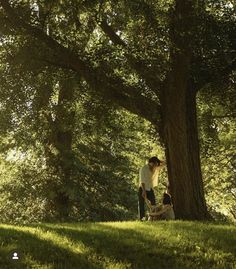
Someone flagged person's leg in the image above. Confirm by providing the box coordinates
[138,187,145,220]
[147,188,156,206]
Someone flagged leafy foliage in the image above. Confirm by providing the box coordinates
[0,0,235,222]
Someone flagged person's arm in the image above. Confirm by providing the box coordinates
[159,160,166,167]
[145,197,152,209]
[149,205,172,216]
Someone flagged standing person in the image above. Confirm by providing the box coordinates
[138,156,165,220]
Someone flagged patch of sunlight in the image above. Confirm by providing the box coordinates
[1,225,87,255]
[89,254,132,269]
[209,223,236,232]
[1,224,132,268]
[106,261,132,269]
[98,221,142,229]
[41,223,86,232]
[24,254,54,269]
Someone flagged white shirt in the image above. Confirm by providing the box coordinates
[139,164,160,191]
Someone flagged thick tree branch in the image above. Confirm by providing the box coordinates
[99,19,164,98]
[0,0,161,125]
[100,20,126,46]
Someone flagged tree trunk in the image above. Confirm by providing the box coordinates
[47,77,76,220]
[161,79,209,219]
[159,0,210,220]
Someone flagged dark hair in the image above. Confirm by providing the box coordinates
[148,156,161,165]
[163,193,172,205]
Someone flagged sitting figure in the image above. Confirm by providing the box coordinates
[160,186,175,220]
[145,185,175,221]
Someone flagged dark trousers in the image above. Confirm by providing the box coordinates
[138,187,156,220]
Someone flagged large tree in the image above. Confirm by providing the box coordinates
[0,0,235,219]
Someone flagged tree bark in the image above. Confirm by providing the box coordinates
[160,0,210,220]
[161,80,209,219]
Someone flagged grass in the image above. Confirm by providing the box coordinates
[0,221,235,269]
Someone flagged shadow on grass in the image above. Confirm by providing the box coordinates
[1,222,235,269]
[0,226,100,269]
[152,221,236,254]
[36,222,234,269]
[33,223,178,269]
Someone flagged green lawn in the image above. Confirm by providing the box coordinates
[0,221,235,269]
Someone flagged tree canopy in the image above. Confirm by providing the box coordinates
[0,0,235,222]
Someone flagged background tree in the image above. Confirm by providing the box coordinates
[0,47,164,222]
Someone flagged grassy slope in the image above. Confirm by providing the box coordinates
[0,221,235,269]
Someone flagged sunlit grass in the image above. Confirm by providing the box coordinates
[0,221,235,269]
